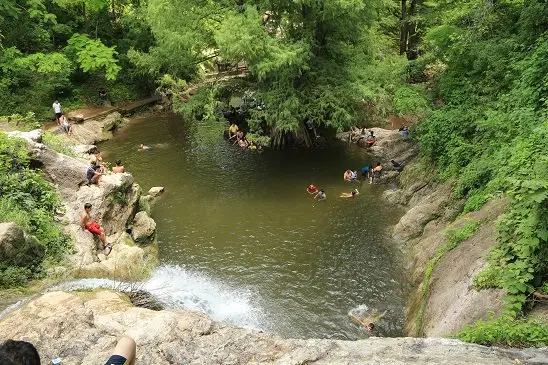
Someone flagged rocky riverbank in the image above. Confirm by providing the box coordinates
[1,290,546,365]
[4,110,163,281]
[1,122,546,364]
[341,127,511,337]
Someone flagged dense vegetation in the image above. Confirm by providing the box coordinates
[0,0,546,346]
[0,0,155,120]
[0,134,70,288]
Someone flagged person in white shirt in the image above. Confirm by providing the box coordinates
[52,100,62,124]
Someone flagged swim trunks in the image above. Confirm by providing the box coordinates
[86,221,102,235]
[308,185,318,193]
[104,354,128,365]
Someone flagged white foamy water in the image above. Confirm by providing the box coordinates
[49,265,265,330]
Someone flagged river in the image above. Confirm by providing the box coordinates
[100,113,407,340]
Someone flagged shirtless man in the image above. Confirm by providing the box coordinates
[80,203,112,255]
[340,189,359,198]
[112,160,125,173]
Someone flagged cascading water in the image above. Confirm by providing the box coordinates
[46,265,266,330]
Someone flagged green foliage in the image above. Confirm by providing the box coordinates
[0,133,71,288]
[108,189,128,206]
[393,84,429,117]
[245,133,271,147]
[0,112,41,131]
[412,0,548,324]
[42,131,75,156]
[66,34,121,80]
[0,266,33,289]
[138,196,151,216]
[456,317,548,348]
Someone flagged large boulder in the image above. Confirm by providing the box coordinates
[131,211,156,243]
[102,112,123,132]
[6,129,43,143]
[0,222,26,260]
[0,290,543,365]
[147,186,165,197]
[0,222,45,268]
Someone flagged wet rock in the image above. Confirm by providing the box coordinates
[147,186,165,197]
[131,211,156,243]
[102,112,123,132]
[0,290,542,365]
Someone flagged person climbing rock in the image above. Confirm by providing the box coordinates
[80,203,112,255]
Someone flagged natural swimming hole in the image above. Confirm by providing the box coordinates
[100,113,407,339]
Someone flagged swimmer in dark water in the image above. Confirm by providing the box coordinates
[307,184,318,194]
[314,189,327,201]
[138,144,150,151]
[340,189,359,198]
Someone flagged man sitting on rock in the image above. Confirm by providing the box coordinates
[112,159,125,173]
[80,203,112,255]
[87,161,102,185]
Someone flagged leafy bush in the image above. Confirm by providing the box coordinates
[0,134,71,288]
[42,131,75,156]
[456,317,548,348]
[0,266,32,289]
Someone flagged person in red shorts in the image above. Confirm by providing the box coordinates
[80,203,112,255]
[307,184,318,194]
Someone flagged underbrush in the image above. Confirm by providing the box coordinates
[0,134,71,289]
[456,317,548,348]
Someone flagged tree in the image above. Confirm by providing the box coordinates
[135,0,382,147]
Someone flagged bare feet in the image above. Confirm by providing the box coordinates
[104,243,113,256]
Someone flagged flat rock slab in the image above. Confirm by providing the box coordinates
[0,291,544,365]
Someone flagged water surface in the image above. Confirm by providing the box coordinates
[101,114,406,339]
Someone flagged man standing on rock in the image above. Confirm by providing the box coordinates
[80,203,112,255]
[52,99,62,125]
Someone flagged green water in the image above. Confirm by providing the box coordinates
[100,113,407,339]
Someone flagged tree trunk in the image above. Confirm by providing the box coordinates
[406,0,419,60]
[399,0,408,55]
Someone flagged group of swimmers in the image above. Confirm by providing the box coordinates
[228,123,262,151]
[306,158,404,203]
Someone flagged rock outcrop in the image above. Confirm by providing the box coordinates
[131,211,156,243]
[26,140,156,279]
[0,222,45,268]
[6,129,43,144]
[0,290,545,365]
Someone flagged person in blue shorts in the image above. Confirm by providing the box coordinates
[104,336,136,365]
[361,165,372,179]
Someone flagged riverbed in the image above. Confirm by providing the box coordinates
[100,113,407,340]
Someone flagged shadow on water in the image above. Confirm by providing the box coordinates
[99,113,408,339]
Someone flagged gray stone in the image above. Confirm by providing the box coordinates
[0,290,543,365]
[147,186,165,197]
[0,222,26,261]
[0,223,45,268]
[72,145,97,155]
[131,211,156,243]
[67,112,85,123]
[102,112,123,131]
[6,129,43,143]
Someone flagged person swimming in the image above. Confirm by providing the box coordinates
[314,189,327,201]
[348,305,387,332]
[138,144,151,151]
[340,189,359,198]
[307,184,318,194]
